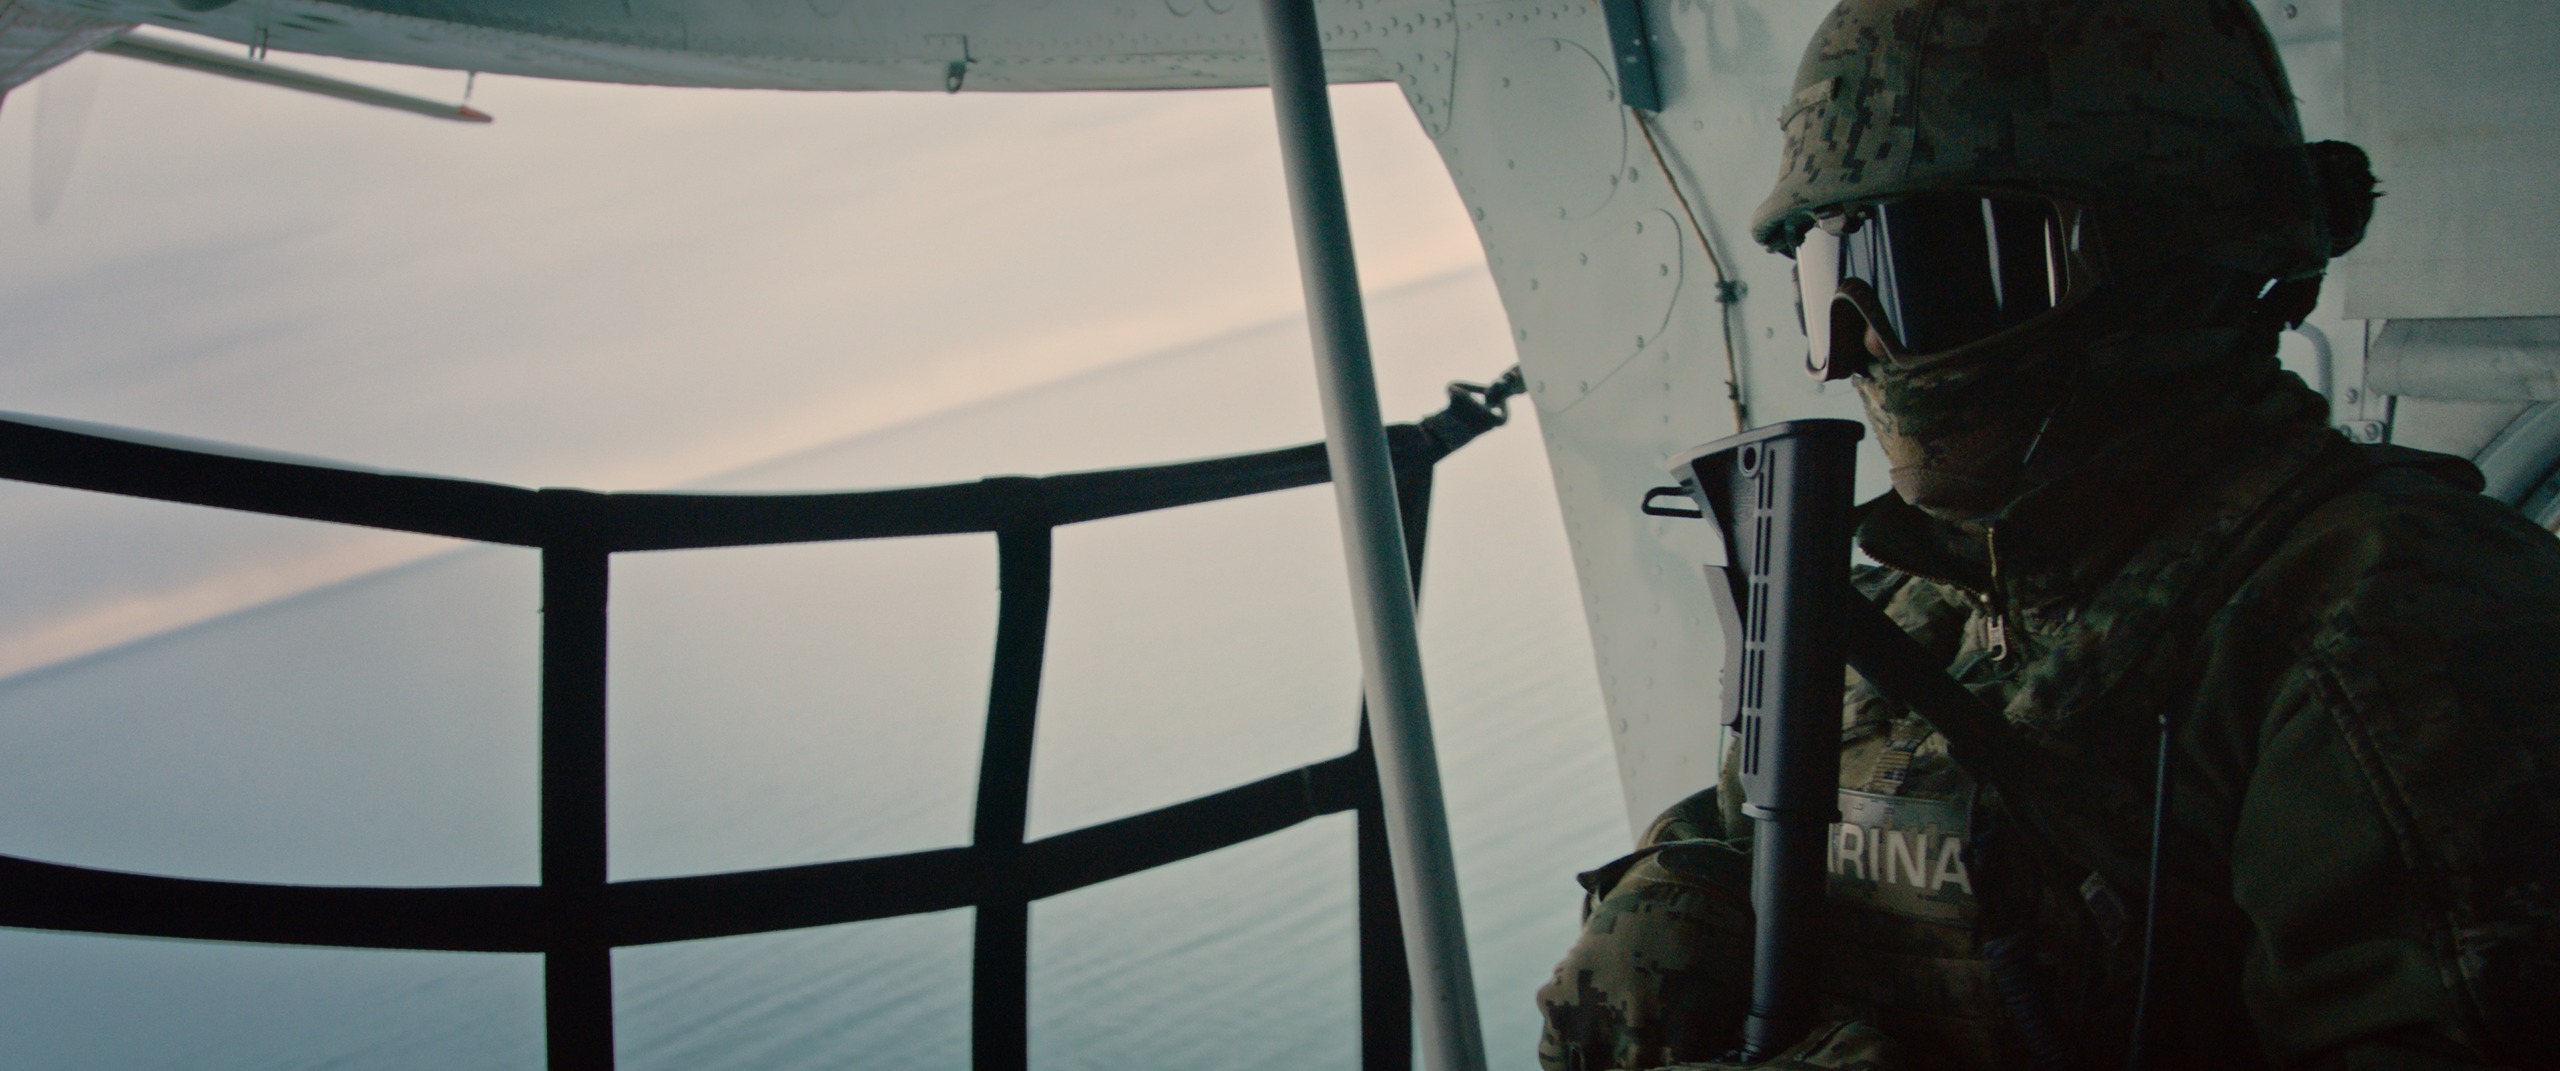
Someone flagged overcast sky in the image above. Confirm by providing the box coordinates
[0,39,1496,678]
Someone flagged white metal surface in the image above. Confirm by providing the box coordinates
[2371,318,2560,402]
[1432,0,1857,834]
[41,0,1461,129]
[2340,0,2560,320]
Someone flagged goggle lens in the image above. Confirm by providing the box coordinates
[1797,194,2086,379]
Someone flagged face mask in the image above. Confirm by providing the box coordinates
[1851,338,2078,520]
[1799,190,2307,520]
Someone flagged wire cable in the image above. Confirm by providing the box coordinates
[1636,109,1752,432]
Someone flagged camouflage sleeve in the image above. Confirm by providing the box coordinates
[1536,787,1756,1071]
[1652,1018,1904,1071]
[2223,483,2560,1068]
[1643,783,1737,847]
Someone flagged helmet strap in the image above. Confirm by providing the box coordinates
[2255,276,2325,331]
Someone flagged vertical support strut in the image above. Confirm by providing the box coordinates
[1354,715,1414,1071]
[973,522,1053,1071]
[1355,458,1434,1071]
[1253,5,1487,1070]
[542,544,615,1071]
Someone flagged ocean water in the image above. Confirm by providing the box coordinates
[0,272,1629,1069]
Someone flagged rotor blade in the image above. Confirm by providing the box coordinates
[31,56,101,223]
[96,33,489,123]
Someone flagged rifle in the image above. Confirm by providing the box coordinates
[1644,419,2169,1070]
[1644,418,1862,1060]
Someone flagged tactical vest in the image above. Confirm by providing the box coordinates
[1784,431,2485,1070]
[1812,650,2014,1068]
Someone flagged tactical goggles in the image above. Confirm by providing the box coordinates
[1793,193,2099,380]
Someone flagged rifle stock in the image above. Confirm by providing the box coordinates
[1652,418,1864,1060]
[1647,421,2170,1068]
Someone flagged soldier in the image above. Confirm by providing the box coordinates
[1536,1,2560,1068]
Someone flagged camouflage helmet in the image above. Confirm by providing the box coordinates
[1749,0,2336,281]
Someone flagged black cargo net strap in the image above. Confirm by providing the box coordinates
[0,371,1517,1071]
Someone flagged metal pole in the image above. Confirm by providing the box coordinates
[1252,4,1487,1071]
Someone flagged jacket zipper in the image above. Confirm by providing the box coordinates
[1868,529,2016,665]
[1984,525,2014,664]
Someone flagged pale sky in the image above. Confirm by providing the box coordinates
[0,38,1498,679]
[0,50,1621,1068]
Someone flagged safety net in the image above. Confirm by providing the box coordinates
[0,372,1521,1071]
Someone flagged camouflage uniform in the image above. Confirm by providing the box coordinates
[1543,342,2560,1069]
[1540,1,2560,1067]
